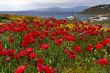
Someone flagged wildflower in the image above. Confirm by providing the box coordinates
[29,37,35,43]
[14,54,20,60]
[41,44,50,50]
[20,50,27,57]
[0,49,8,56]
[21,40,28,47]
[101,38,110,46]
[9,48,15,56]
[74,45,82,53]
[94,43,102,50]
[29,53,37,60]
[55,38,63,45]
[86,44,92,52]
[44,65,53,73]
[65,35,71,41]
[15,65,25,73]
[68,50,75,59]
[36,58,44,72]
[94,58,109,65]
[26,48,33,54]
[50,32,56,37]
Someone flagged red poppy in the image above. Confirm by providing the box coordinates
[14,54,20,60]
[29,53,37,60]
[101,38,110,46]
[94,58,109,65]
[41,44,50,50]
[20,50,27,57]
[68,50,75,59]
[15,65,25,73]
[94,43,102,50]
[26,48,33,54]
[74,45,82,53]
[44,30,49,36]
[86,44,92,52]
[0,49,8,56]
[28,37,35,43]
[9,48,15,56]
[39,34,45,39]
[36,58,44,72]
[21,40,28,47]
[44,65,53,73]
[55,38,63,45]
[65,35,71,41]
[50,32,56,37]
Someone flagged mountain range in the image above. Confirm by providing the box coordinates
[0,6,89,14]
[29,6,89,12]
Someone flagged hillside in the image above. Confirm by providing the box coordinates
[81,4,110,15]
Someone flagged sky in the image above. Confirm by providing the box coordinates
[0,0,109,11]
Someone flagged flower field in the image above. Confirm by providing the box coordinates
[0,15,110,73]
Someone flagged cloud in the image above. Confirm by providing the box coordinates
[0,0,109,11]
[0,0,35,11]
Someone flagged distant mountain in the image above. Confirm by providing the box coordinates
[81,4,110,14]
[30,6,89,12]
[0,6,89,18]
[73,6,89,12]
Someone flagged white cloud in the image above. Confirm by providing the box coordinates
[0,0,35,11]
[0,0,109,11]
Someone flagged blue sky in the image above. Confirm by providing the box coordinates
[0,0,109,11]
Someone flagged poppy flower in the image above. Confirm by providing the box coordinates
[86,44,92,52]
[36,58,44,72]
[55,38,63,45]
[21,40,28,47]
[41,44,50,50]
[39,34,45,39]
[68,50,75,59]
[9,49,15,56]
[44,65,53,73]
[65,35,71,41]
[0,49,8,56]
[26,48,33,54]
[15,65,25,73]
[28,37,35,43]
[94,58,109,65]
[14,54,20,60]
[20,50,27,57]
[50,32,56,37]
[101,38,110,46]
[71,36,76,41]
[44,30,49,36]
[94,43,102,50]
[29,53,37,60]
[74,45,82,53]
